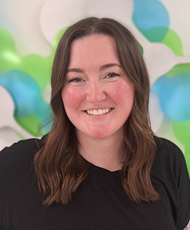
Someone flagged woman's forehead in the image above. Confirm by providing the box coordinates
[68,35,120,69]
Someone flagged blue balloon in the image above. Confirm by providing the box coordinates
[151,74,190,121]
[133,0,169,31]
[0,70,52,122]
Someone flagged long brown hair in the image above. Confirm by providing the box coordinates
[34,17,159,205]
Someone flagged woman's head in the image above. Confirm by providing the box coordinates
[61,34,135,141]
[35,18,158,205]
[50,17,150,135]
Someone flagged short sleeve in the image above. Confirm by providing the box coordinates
[0,138,41,229]
[174,145,190,230]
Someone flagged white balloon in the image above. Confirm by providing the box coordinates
[0,127,22,150]
[149,90,164,133]
[40,0,88,43]
[156,116,185,153]
[159,0,190,56]
[144,43,190,85]
[0,85,33,139]
[0,0,51,56]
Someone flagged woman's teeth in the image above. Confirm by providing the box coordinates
[86,108,111,115]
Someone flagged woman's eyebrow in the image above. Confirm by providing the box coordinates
[67,63,121,73]
[99,63,121,71]
[67,68,84,73]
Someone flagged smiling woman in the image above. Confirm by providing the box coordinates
[0,17,189,230]
[62,35,134,142]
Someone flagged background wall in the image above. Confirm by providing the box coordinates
[0,0,190,174]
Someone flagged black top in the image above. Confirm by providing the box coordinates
[0,137,189,230]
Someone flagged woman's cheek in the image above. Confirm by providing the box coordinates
[62,87,83,108]
[111,81,134,103]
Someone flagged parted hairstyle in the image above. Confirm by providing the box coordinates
[34,17,159,205]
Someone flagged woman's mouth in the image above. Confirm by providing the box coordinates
[85,108,113,116]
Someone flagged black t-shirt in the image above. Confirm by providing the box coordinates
[0,137,189,230]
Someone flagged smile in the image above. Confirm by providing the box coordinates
[86,108,112,115]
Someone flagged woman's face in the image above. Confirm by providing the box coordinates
[61,34,134,140]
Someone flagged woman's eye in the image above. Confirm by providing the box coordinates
[69,78,84,83]
[105,72,120,79]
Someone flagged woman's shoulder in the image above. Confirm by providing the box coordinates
[152,136,188,180]
[154,136,184,161]
[153,137,190,229]
[0,136,44,157]
[0,136,46,175]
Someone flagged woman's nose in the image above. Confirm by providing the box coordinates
[86,82,106,103]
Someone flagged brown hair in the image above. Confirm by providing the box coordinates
[34,17,159,205]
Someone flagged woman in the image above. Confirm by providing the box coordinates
[0,17,189,230]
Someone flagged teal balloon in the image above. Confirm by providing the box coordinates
[0,26,70,134]
[0,70,52,121]
[132,0,170,42]
[151,74,190,121]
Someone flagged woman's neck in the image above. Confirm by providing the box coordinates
[77,130,125,172]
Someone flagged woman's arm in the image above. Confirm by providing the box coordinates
[183,221,189,230]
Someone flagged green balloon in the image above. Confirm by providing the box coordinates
[52,27,68,51]
[165,63,190,78]
[0,26,70,135]
[0,26,70,93]
[19,55,53,92]
[0,26,20,72]
[161,29,183,56]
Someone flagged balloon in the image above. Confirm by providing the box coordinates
[165,63,190,77]
[132,0,183,56]
[161,29,183,56]
[151,73,190,121]
[0,26,21,72]
[132,0,169,42]
[0,70,52,136]
[0,26,68,135]
[0,26,68,92]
